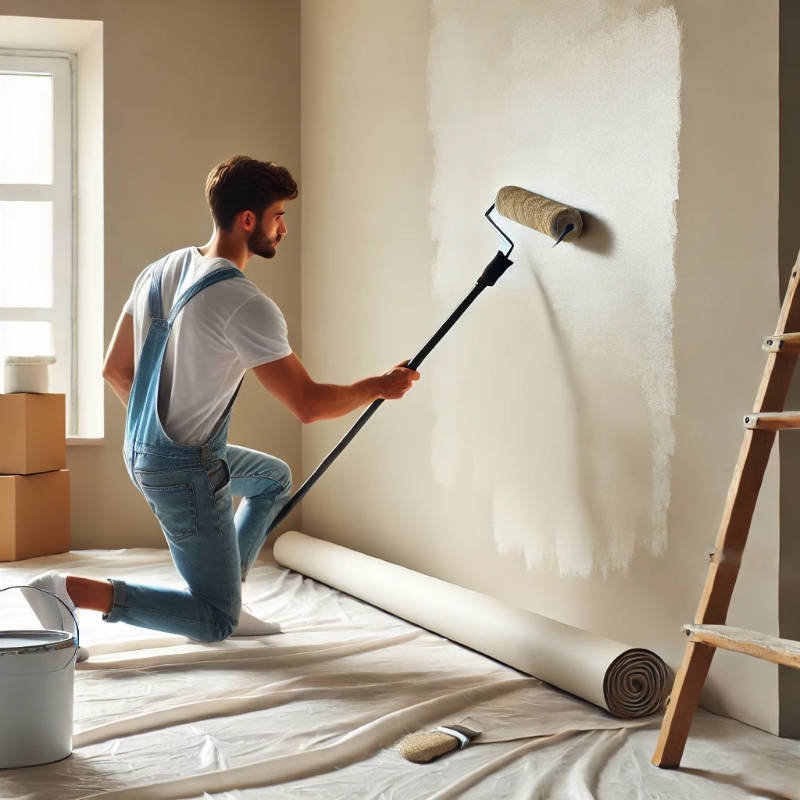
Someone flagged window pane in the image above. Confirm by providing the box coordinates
[0,73,53,184]
[0,321,52,358]
[0,201,53,307]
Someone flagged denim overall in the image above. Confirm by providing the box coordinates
[105,257,292,641]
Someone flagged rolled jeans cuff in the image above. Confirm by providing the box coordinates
[102,578,128,623]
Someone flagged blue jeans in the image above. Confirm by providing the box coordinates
[105,445,291,641]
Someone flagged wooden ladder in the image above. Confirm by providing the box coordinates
[653,250,800,768]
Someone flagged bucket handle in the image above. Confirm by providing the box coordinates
[0,585,80,668]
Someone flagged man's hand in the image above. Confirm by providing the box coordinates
[375,363,420,399]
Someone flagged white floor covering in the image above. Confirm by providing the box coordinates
[0,548,798,799]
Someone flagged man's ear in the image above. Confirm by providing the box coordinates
[238,209,256,232]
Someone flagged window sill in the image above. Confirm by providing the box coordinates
[67,437,104,447]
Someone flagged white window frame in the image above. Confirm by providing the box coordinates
[0,51,76,433]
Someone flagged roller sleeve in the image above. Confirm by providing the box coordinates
[495,185,583,242]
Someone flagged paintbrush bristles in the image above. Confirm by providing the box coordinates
[495,185,582,242]
[397,730,460,763]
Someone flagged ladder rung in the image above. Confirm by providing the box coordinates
[763,332,800,353]
[683,624,800,668]
[743,411,800,430]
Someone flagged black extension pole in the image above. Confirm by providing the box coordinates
[267,249,514,534]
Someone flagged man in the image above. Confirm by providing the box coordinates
[27,156,418,654]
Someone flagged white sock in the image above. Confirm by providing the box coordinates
[26,571,88,661]
[231,605,281,636]
[27,571,76,629]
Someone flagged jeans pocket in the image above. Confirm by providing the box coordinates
[206,459,231,498]
[205,459,233,530]
[137,476,198,541]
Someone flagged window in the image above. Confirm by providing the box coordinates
[0,52,75,429]
[0,18,104,441]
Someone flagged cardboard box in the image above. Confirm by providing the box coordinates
[0,393,66,475]
[0,470,70,561]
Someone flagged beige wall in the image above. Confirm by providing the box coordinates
[300,0,783,732]
[0,0,303,546]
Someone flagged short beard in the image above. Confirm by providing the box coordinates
[247,228,278,259]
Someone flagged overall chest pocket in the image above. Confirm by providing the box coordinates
[136,475,198,541]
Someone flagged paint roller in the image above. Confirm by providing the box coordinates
[494,185,583,247]
[267,187,583,532]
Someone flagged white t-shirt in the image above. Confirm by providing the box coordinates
[124,246,292,444]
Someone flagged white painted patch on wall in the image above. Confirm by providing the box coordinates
[427,0,681,576]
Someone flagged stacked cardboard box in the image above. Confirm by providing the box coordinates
[0,394,70,561]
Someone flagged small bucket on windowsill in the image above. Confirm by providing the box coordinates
[3,355,55,394]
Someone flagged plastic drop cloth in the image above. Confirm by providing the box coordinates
[0,548,798,800]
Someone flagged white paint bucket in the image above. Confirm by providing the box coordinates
[3,355,55,394]
[0,587,78,769]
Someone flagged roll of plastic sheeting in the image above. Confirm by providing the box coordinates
[273,531,669,718]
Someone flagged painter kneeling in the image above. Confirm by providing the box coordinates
[26,155,419,657]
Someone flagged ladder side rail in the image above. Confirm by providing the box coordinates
[698,259,800,626]
[653,256,800,768]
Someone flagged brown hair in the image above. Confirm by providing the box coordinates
[205,155,298,231]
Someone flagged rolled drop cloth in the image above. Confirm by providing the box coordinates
[273,532,670,719]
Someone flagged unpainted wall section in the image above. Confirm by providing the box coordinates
[300,0,781,732]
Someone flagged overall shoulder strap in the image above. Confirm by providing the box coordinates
[148,258,168,320]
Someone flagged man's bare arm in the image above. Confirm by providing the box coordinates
[102,311,135,407]
[253,353,419,423]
